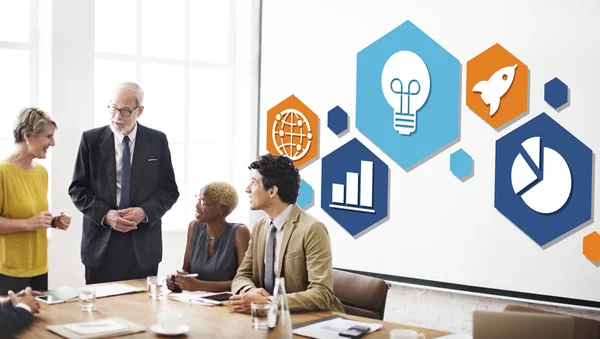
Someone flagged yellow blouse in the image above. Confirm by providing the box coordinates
[0,160,49,277]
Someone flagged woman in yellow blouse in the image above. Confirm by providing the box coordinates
[0,107,71,295]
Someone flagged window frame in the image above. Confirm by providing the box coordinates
[93,0,237,232]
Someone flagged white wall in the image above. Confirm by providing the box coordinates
[48,0,94,289]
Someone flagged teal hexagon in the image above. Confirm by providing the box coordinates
[450,148,473,181]
[356,20,461,171]
[297,179,314,210]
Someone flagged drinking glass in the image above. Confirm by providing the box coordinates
[251,300,271,329]
[78,286,96,311]
[147,276,165,300]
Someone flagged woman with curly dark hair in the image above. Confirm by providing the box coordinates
[166,181,250,292]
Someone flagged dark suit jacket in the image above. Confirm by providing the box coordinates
[68,123,179,270]
[0,307,32,337]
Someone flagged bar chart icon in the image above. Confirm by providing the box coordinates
[329,160,375,213]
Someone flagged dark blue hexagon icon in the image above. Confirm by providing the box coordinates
[450,148,473,181]
[321,138,389,238]
[328,106,349,137]
[356,20,461,171]
[297,179,314,210]
[544,77,569,110]
[495,113,593,247]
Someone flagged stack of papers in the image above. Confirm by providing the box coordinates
[95,283,146,298]
[292,316,382,339]
[65,318,129,335]
[47,316,146,339]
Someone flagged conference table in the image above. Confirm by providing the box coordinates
[16,279,451,338]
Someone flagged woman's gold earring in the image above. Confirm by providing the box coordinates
[26,141,29,145]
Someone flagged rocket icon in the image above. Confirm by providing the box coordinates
[472,64,518,117]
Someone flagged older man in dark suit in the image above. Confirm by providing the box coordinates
[69,82,179,284]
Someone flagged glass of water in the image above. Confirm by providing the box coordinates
[147,276,165,300]
[251,300,271,329]
[79,286,96,311]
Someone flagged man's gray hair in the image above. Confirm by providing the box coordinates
[114,81,144,106]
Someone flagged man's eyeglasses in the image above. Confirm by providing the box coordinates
[108,104,139,117]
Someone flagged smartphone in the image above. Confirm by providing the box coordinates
[200,292,233,302]
[339,325,370,338]
[35,295,65,305]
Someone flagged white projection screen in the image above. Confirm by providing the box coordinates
[258,0,600,309]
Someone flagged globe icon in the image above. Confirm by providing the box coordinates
[271,108,313,161]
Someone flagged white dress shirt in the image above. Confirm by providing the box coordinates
[110,122,137,207]
[265,203,293,276]
[240,204,293,294]
[0,298,31,313]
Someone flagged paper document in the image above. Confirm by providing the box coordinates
[292,317,382,339]
[436,334,472,339]
[46,286,79,301]
[95,283,145,298]
[64,318,129,335]
[168,291,222,306]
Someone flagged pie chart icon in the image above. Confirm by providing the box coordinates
[510,136,572,214]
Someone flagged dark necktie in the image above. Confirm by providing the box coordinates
[119,135,131,209]
[264,221,277,294]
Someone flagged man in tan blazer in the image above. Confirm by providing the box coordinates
[230,154,344,313]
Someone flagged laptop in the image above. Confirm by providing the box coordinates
[473,310,574,339]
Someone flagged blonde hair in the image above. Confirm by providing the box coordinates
[201,182,239,216]
[13,107,57,143]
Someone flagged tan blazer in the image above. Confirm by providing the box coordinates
[232,204,344,313]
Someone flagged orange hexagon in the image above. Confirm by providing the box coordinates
[266,95,319,169]
[466,43,529,129]
[583,231,600,264]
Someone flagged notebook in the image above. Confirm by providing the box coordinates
[47,317,145,339]
[45,286,80,302]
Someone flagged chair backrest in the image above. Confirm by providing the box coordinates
[473,310,575,339]
[504,304,600,339]
[332,269,389,320]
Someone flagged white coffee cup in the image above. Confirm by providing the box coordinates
[158,311,183,332]
[390,329,426,339]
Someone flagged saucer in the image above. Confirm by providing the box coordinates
[150,323,189,336]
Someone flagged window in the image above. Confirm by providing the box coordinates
[94,0,234,231]
[0,0,52,234]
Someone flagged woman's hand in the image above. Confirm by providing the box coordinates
[166,274,181,292]
[27,211,53,230]
[174,270,201,291]
[53,212,71,230]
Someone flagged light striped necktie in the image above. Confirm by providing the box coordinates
[264,220,277,294]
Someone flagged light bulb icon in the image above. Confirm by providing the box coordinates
[381,50,431,135]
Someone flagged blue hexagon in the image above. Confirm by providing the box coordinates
[356,20,461,171]
[297,179,314,210]
[450,148,473,181]
[321,138,389,238]
[495,113,593,247]
[328,106,349,136]
[544,77,569,110]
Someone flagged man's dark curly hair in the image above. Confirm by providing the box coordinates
[248,154,300,204]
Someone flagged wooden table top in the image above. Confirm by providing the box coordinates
[16,279,451,338]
